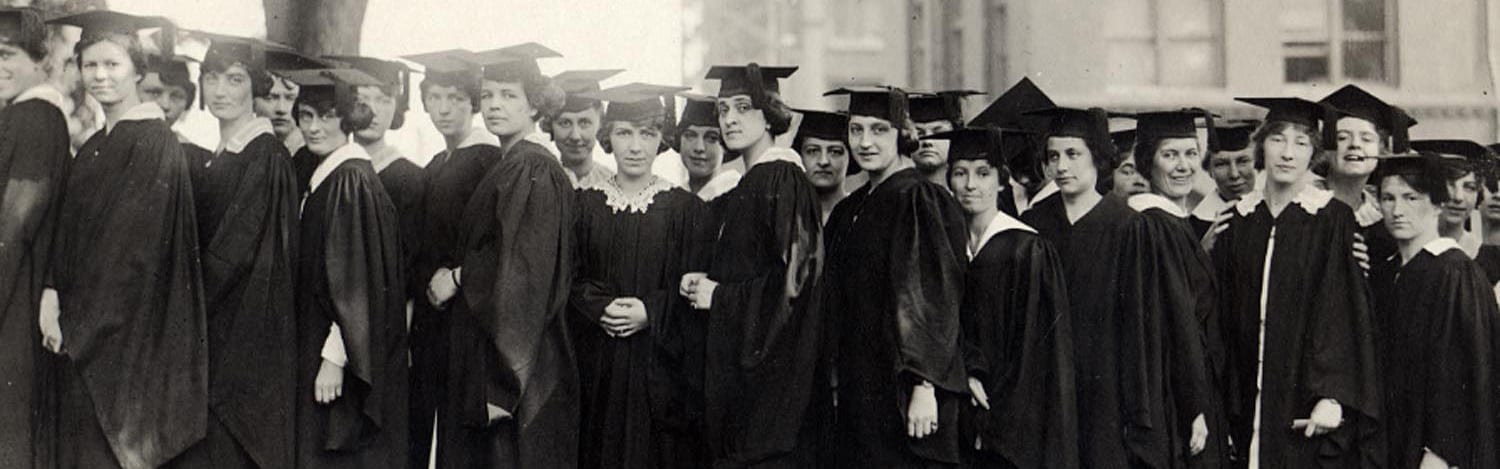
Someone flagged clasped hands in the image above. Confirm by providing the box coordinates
[678,272,717,310]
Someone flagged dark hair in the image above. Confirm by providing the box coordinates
[0,8,48,62]
[293,90,374,135]
[738,90,795,137]
[945,156,1013,197]
[1132,135,1201,185]
[200,53,272,99]
[1044,133,1116,194]
[792,133,848,157]
[677,121,728,152]
[419,76,480,113]
[361,83,406,130]
[74,34,146,80]
[1376,170,1452,205]
[597,115,672,154]
[174,81,197,109]
[1250,120,1316,171]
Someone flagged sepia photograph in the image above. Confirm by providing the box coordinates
[1,0,1500,468]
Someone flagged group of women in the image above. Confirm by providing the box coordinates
[1,5,1499,469]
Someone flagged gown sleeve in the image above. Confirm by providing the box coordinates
[1303,206,1380,419]
[1420,259,1500,467]
[568,191,611,331]
[0,100,68,301]
[887,182,967,391]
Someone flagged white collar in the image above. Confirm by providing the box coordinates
[750,146,805,170]
[1191,190,1230,221]
[369,144,405,172]
[12,83,64,110]
[119,101,165,122]
[1235,185,1333,216]
[1129,192,1189,218]
[523,131,557,156]
[696,168,742,202]
[1030,180,1059,204]
[307,143,370,195]
[218,117,274,154]
[1352,191,1383,227]
[1422,237,1462,256]
[587,176,677,214]
[456,126,499,150]
[970,212,1037,260]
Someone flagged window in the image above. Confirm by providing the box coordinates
[1104,0,1224,87]
[1280,0,1396,84]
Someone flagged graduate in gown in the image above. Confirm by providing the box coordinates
[681,63,825,468]
[793,108,854,224]
[1410,139,1492,258]
[141,54,213,172]
[933,128,1079,469]
[1118,110,1229,468]
[549,69,623,188]
[1366,152,1500,469]
[1212,98,1380,468]
[569,83,711,469]
[909,89,981,188]
[398,48,501,469]
[169,34,299,469]
[967,78,1056,217]
[1190,121,1258,242]
[285,68,408,469]
[434,43,579,469]
[44,11,208,469]
[678,92,741,201]
[1319,85,1416,269]
[1018,106,1138,469]
[821,86,967,469]
[335,55,425,277]
[0,8,68,468]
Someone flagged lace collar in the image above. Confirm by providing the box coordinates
[750,146,805,170]
[1235,185,1333,216]
[969,212,1037,260]
[307,143,370,195]
[586,176,677,214]
[218,117,274,154]
[1129,192,1190,218]
[12,83,63,110]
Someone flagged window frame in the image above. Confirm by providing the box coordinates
[1281,0,1399,85]
[1104,0,1227,88]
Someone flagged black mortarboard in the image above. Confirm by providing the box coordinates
[926,126,1035,170]
[705,63,797,109]
[401,49,483,95]
[968,77,1056,131]
[1025,106,1116,140]
[677,92,718,128]
[581,82,690,123]
[153,54,195,87]
[51,10,174,61]
[908,89,983,123]
[324,55,411,129]
[195,31,269,70]
[824,85,911,124]
[0,8,46,55]
[1134,108,1218,152]
[1319,84,1416,153]
[553,69,624,113]
[1213,119,1260,152]
[278,68,383,111]
[792,109,855,175]
[1235,97,1342,150]
[1410,139,1494,175]
[1111,129,1137,155]
[1370,151,1463,191]
[472,42,561,83]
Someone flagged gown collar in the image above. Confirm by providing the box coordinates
[1422,237,1462,256]
[12,83,64,110]
[119,101,165,122]
[1352,189,1383,228]
[1191,190,1230,222]
[750,146,805,170]
[1235,184,1333,216]
[456,126,499,150]
[218,117,274,154]
[1129,192,1189,218]
[696,168,742,202]
[1030,180,1059,206]
[589,175,677,214]
[368,144,405,173]
[970,212,1037,260]
[307,143,370,195]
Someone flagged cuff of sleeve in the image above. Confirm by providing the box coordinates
[321,324,347,367]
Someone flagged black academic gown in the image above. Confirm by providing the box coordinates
[172,133,298,469]
[824,167,966,468]
[571,182,710,469]
[293,156,408,469]
[0,97,69,469]
[1358,223,1396,272]
[442,139,577,469]
[1474,244,1500,286]
[1021,194,1136,469]
[376,157,426,285]
[411,142,502,469]
[182,141,212,184]
[1116,205,1229,469]
[958,222,1079,469]
[1211,193,1380,469]
[293,146,324,197]
[51,115,207,469]
[702,154,824,468]
[1369,245,1499,469]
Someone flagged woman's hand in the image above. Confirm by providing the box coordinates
[1190,413,1208,455]
[38,288,62,354]
[427,267,458,307]
[1292,398,1342,437]
[486,403,513,425]
[1419,450,1452,469]
[1200,209,1232,253]
[314,359,344,404]
[967,376,990,410]
[600,298,648,338]
[906,382,939,439]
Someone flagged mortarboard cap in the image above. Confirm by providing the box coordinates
[926,126,1036,170]
[278,68,383,112]
[792,108,855,174]
[1025,106,1118,141]
[325,55,413,130]
[1213,119,1260,152]
[400,48,483,93]
[194,31,271,70]
[1111,129,1137,155]
[581,82,690,124]
[705,63,796,109]
[473,42,561,84]
[553,69,624,113]
[1133,108,1218,152]
[1235,96,1344,150]
[51,10,175,63]
[1410,139,1494,175]
[908,89,983,124]
[677,92,718,128]
[968,77,1056,132]
[1370,151,1463,190]
[824,85,911,124]
[0,8,47,56]
[1319,84,1416,153]
[154,54,195,87]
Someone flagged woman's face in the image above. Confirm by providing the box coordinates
[1441,171,1479,227]
[296,103,347,156]
[848,114,901,174]
[1480,184,1500,224]
[949,159,1003,216]
[800,137,850,192]
[78,40,140,107]
[1111,160,1149,198]
[0,43,44,102]
[1046,136,1099,197]
[480,80,536,138]
[355,85,396,142]
[1379,175,1440,242]
[1208,148,1256,198]
[201,63,255,122]
[1149,137,1202,200]
[607,120,662,179]
[716,94,769,151]
[1260,125,1316,186]
[1330,117,1381,179]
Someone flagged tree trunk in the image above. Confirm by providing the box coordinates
[263,0,367,56]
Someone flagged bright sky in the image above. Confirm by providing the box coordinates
[109,0,686,162]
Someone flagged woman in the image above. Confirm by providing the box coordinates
[1318,85,1415,267]
[172,34,300,469]
[1018,106,1138,469]
[1117,110,1227,468]
[0,7,69,468]
[570,84,710,469]
[433,44,578,468]
[1192,121,1258,244]
[1411,139,1492,258]
[44,11,207,469]
[681,63,824,468]
[285,67,408,469]
[936,127,1078,469]
[1212,98,1379,468]
[336,55,424,281]
[1367,152,1499,469]
[820,86,967,469]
